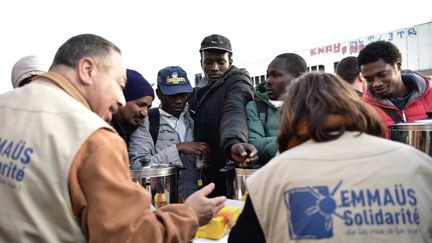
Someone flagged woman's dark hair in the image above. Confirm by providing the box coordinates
[277,72,385,152]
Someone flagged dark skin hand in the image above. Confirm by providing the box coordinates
[230,143,258,168]
[176,142,209,156]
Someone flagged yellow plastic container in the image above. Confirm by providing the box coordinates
[196,206,241,240]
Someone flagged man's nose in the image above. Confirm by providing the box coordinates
[140,107,148,117]
[371,78,382,87]
[118,94,126,108]
[210,62,219,71]
[266,77,272,85]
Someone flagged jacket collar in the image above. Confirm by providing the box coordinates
[364,70,429,108]
[36,72,91,110]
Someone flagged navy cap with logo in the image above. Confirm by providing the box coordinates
[200,34,232,53]
[157,66,193,95]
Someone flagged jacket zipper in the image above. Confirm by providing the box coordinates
[401,109,407,122]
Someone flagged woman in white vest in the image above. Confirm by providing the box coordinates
[229,72,432,243]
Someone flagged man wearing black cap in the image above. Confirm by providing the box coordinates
[189,34,258,197]
[111,68,154,146]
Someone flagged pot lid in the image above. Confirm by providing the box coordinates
[389,110,432,129]
[130,164,179,177]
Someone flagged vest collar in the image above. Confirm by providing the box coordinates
[36,72,91,110]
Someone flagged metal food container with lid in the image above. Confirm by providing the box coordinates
[232,168,258,200]
[389,111,432,157]
[131,164,179,208]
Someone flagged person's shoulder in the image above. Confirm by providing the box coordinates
[88,128,125,148]
[245,100,258,112]
[225,66,251,80]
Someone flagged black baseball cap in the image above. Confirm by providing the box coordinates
[200,34,232,53]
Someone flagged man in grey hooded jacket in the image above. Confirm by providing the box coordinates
[128,66,209,200]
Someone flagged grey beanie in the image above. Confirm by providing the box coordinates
[11,55,48,88]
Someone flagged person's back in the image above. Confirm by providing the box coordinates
[0,79,106,242]
[229,72,432,243]
[246,132,432,242]
[358,40,432,137]
[246,53,307,165]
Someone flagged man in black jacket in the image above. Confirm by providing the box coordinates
[189,34,258,197]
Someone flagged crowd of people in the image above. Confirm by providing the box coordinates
[1,33,432,243]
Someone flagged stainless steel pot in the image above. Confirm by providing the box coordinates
[131,164,179,208]
[389,112,432,156]
[233,168,258,200]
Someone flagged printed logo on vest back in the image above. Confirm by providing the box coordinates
[284,181,421,240]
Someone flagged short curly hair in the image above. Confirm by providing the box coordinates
[357,40,401,67]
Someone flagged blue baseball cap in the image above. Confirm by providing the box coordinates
[157,66,193,95]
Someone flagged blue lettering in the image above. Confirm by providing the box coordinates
[1,162,8,175]
[385,212,394,224]
[388,32,393,41]
[351,190,366,207]
[354,213,363,225]
[408,28,417,36]
[395,184,407,205]
[21,147,33,164]
[1,141,13,158]
[340,190,351,207]
[343,210,353,225]
[413,208,420,224]
[375,209,384,225]
[0,138,7,152]
[383,188,395,206]
[407,188,417,206]
[11,141,24,160]
[366,189,381,206]
[15,167,25,181]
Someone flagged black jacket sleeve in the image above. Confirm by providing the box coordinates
[228,196,265,243]
[220,72,254,157]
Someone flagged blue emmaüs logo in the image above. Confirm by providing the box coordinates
[284,181,420,240]
[0,137,34,189]
[284,181,344,240]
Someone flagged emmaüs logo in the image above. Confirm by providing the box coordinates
[284,181,419,240]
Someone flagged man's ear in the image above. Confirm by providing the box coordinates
[229,59,233,66]
[395,58,402,71]
[156,88,163,100]
[78,57,96,85]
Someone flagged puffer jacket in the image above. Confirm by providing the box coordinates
[246,82,280,165]
[363,70,432,137]
[189,65,254,196]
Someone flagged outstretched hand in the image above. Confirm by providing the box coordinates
[177,142,209,156]
[230,143,258,168]
[184,183,226,226]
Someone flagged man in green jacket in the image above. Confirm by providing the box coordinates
[246,53,308,165]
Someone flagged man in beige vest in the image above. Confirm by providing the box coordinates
[0,34,225,243]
